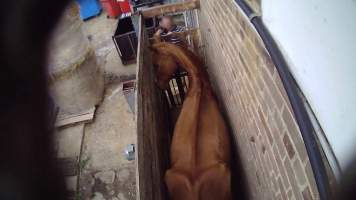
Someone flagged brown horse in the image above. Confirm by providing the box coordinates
[151,42,232,200]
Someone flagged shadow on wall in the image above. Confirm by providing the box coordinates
[218,96,250,200]
[225,112,250,200]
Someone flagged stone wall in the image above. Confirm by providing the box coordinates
[198,0,319,199]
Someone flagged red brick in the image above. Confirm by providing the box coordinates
[256,171,262,186]
[273,110,285,132]
[261,67,285,109]
[263,89,277,113]
[238,52,252,78]
[268,148,278,176]
[282,107,308,162]
[261,49,275,76]
[293,158,307,186]
[260,91,271,115]
[264,152,274,178]
[284,158,303,199]
[258,107,273,144]
[273,145,290,187]
[287,189,294,199]
[278,177,288,200]
[267,113,284,139]
[302,186,313,200]
[273,72,291,108]
[246,81,258,105]
[283,133,296,159]
[256,76,265,91]
[305,161,319,199]
[275,193,283,200]
[239,28,245,41]
[275,132,287,159]
[255,111,268,141]
[272,176,279,193]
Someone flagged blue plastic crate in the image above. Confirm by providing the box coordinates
[76,0,102,20]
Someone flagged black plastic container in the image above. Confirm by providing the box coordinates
[113,17,138,65]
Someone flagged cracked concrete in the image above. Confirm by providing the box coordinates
[95,171,116,184]
[80,166,136,200]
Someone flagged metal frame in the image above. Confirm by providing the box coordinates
[112,30,138,65]
[164,71,189,108]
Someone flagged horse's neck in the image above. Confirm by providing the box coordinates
[153,34,161,44]
[168,46,206,95]
[174,51,201,78]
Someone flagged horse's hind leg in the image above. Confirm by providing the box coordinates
[197,163,232,200]
[165,169,195,200]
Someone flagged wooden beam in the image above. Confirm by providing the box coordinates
[136,15,172,200]
[55,107,95,127]
[138,0,199,18]
[148,28,198,41]
[169,28,198,38]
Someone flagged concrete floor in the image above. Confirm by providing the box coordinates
[82,13,136,84]
[54,12,137,200]
[79,82,136,200]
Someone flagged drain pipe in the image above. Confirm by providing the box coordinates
[234,0,331,199]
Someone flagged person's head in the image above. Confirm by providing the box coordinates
[159,16,175,31]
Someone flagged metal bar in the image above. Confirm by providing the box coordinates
[112,35,123,57]
[164,90,173,108]
[166,84,176,108]
[169,80,179,106]
[175,73,186,104]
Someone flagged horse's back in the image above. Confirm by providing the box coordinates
[196,92,231,167]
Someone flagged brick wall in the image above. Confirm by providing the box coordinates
[245,0,261,13]
[197,0,319,199]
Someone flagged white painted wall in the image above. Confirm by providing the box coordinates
[261,0,356,172]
